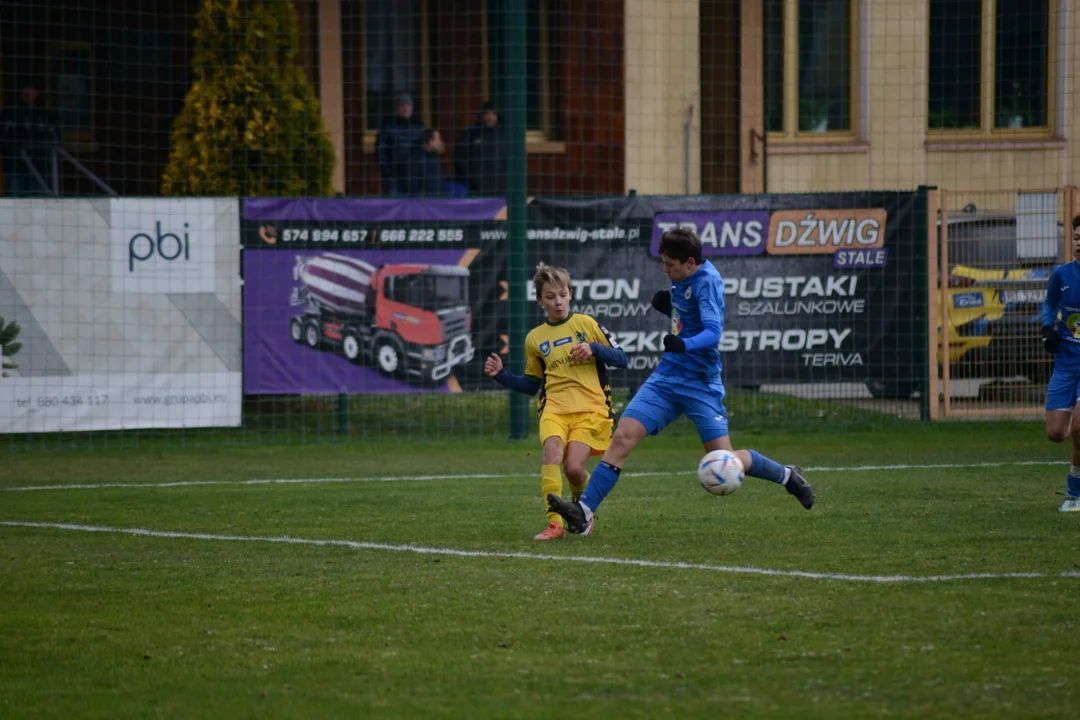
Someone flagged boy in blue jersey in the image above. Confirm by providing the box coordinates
[547,227,814,535]
[1041,214,1080,512]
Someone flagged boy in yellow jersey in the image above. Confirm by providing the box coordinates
[484,263,629,540]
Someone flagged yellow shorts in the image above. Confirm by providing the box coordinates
[539,411,614,456]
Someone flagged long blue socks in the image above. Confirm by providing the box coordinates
[579,461,622,512]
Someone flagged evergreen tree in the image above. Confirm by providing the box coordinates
[162,0,335,196]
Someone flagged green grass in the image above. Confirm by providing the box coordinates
[1,423,1077,718]
[1,386,917,452]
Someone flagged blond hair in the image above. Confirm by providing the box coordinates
[533,262,571,297]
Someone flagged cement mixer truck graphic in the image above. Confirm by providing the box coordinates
[289,253,475,384]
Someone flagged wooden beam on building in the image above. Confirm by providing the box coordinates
[318,0,345,194]
[739,0,765,194]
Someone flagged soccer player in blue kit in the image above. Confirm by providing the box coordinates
[547,227,815,535]
[1041,214,1080,512]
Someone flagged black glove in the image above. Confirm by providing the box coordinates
[1041,325,1060,354]
[651,290,672,316]
[663,334,686,353]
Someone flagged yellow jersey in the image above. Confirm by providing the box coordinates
[524,312,619,418]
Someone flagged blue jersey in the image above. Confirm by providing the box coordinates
[1042,261,1080,368]
[655,260,725,380]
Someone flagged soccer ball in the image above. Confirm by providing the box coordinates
[697,450,744,496]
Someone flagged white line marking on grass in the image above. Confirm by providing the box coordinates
[1,460,1062,492]
[806,461,1059,472]
[2,474,509,492]
[2,520,1077,585]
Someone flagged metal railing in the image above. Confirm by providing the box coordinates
[4,124,116,198]
[926,186,1077,420]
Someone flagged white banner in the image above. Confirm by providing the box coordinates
[0,197,242,432]
[0,372,241,433]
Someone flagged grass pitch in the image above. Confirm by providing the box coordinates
[1,422,1078,719]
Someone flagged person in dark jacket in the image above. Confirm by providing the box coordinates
[375,93,425,196]
[453,102,506,196]
[405,129,448,197]
[0,84,55,197]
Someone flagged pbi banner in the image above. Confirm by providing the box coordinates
[0,198,242,432]
[240,192,925,395]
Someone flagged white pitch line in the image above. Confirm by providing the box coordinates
[2,474,510,492]
[2,520,1076,585]
[0,460,1063,493]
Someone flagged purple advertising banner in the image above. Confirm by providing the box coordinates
[650,212,770,257]
[243,197,507,223]
[243,248,475,394]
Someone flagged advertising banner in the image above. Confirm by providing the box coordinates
[0,198,242,432]
[525,193,923,391]
[242,199,505,394]
[241,192,924,395]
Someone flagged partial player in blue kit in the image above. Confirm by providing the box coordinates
[1041,213,1080,512]
[547,227,814,535]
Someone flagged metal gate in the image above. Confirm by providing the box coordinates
[927,187,1077,420]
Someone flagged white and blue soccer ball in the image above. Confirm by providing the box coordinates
[697,449,744,496]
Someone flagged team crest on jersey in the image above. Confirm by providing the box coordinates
[599,324,620,348]
[684,287,692,299]
[576,332,587,343]
[539,340,551,356]
[1066,313,1080,338]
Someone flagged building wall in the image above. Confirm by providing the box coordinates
[764,0,1078,194]
[624,0,701,195]
[341,0,625,197]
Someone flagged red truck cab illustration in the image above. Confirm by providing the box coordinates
[289,253,474,384]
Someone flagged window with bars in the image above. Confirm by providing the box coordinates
[928,0,1055,135]
[357,0,557,141]
[764,0,857,140]
[362,0,430,135]
[484,0,556,140]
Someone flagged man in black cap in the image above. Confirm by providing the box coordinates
[375,92,425,196]
[453,101,506,197]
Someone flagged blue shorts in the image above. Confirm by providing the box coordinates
[1046,362,1080,411]
[622,371,729,443]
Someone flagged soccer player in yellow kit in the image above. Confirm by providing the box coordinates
[485,263,629,540]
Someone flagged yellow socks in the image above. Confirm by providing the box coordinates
[569,470,590,503]
[542,465,563,525]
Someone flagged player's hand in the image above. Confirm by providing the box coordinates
[651,290,672,315]
[1041,325,1060,354]
[569,343,594,363]
[662,334,686,353]
[484,352,504,376]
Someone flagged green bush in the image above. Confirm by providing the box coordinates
[1,316,21,378]
[162,0,335,196]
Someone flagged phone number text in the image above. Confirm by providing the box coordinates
[280,228,466,243]
[15,394,109,409]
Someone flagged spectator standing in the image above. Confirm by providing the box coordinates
[454,102,506,196]
[0,84,54,197]
[375,93,425,196]
[405,129,448,197]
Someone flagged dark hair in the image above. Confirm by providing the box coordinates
[658,226,703,265]
[421,128,437,145]
[1072,213,1080,232]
